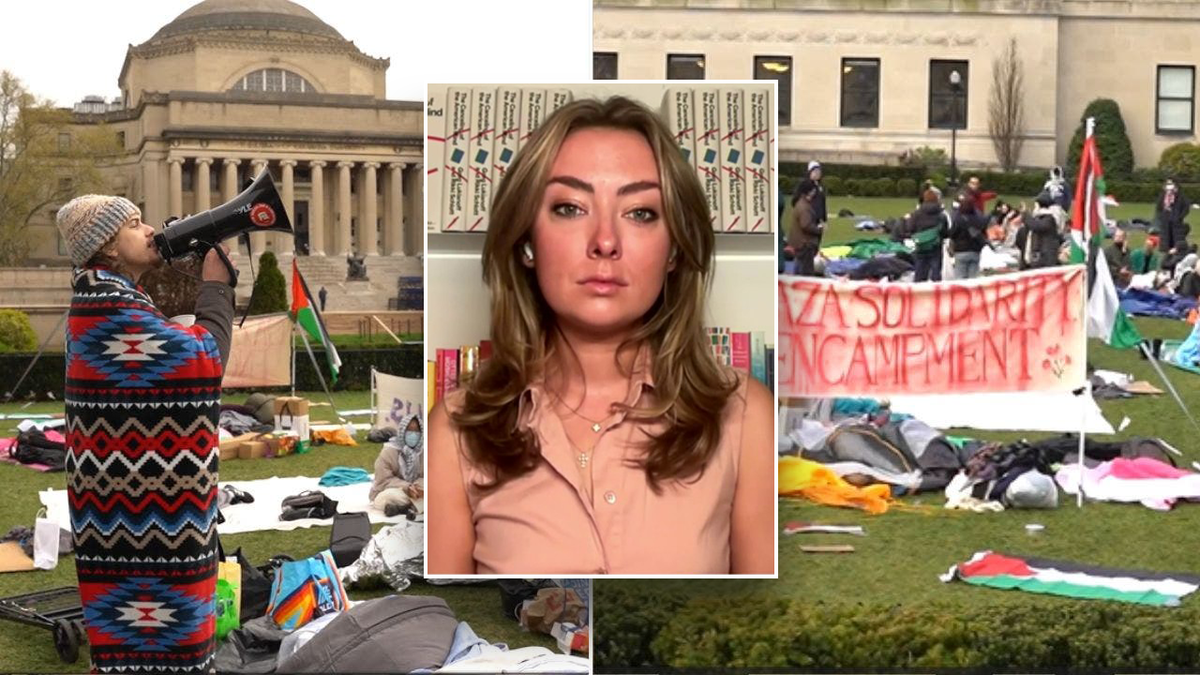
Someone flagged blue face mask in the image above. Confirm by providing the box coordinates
[404,431,421,448]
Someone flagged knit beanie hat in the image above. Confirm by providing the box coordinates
[55,195,140,267]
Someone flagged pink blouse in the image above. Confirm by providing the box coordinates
[446,357,749,575]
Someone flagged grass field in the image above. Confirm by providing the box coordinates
[597,195,1200,666]
[0,390,556,673]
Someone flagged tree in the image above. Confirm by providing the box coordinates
[141,257,204,319]
[1067,99,1134,179]
[248,251,288,315]
[988,37,1026,171]
[0,71,119,265]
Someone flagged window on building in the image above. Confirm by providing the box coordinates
[929,60,969,130]
[754,56,792,126]
[182,164,194,192]
[840,58,880,128]
[230,68,315,94]
[57,133,71,152]
[667,54,705,80]
[1157,65,1195,134]
[594,52,618,80]
[296,167,311,184]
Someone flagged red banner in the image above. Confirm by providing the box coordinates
[778,267,1087,397]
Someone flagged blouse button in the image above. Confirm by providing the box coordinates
[604,491,617,505]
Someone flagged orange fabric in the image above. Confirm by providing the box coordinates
[443,349,749,575]
[778,456,892,514]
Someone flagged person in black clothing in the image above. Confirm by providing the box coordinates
[318,285,328,312]
[793,160,827,227]
[1156,179,1190,256]
[1104,229,1133,288]
[907,188,948,282]
[1177,257,1200,299]
[1020,192,1064,269]
[949,191,988,279]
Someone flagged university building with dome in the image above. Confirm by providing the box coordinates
[22,0,422,316]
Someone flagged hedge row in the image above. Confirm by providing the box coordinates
[0,346,422,400]
[595,587,1200,670]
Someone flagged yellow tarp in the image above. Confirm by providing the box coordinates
[778,456,892,514]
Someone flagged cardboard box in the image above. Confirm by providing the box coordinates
[274,397,310,442]
[219,432,257,461]
[238,441,269,460]
[273,396,310,417]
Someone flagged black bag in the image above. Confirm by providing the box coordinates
[13,429,66,471]
[329,512,371,568]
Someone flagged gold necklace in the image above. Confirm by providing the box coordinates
[551,393,608,433]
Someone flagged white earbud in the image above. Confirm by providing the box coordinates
[523,241,534,261]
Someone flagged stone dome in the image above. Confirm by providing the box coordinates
[149,0,344,42]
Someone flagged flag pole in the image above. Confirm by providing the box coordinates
[296,322,344,424]
[1076,117,1096,508]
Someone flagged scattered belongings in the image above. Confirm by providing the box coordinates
[800,545,856,554]
[280,491,340,521]
[779,456,892,514]
[1055,457,1200,510]
[941,550,1200,606]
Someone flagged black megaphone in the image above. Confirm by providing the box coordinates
[153,170,293,286]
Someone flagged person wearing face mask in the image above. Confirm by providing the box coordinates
[370,415,424,518]
[56,195,235,674]
[427,97,774,576]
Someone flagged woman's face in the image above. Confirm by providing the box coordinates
[527,127,672,339]
[112,213,162,276]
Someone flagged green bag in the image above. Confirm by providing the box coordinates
[912,226,941,253]
[215,578,240,640]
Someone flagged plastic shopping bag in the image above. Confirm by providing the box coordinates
[33,509,59,570]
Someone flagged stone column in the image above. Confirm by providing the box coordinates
[222,158,241,203]
[278,160,296,256]
[387,162,407,255]
[413,163,424,256]
[361,162,380,255]
[337,161,354,256]
[168,157,184,218]
[195,158,213,212]
[309,161,326,255]
[249,159,269,257]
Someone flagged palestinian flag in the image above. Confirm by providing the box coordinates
[1069,117,1143,349]
[291,260,342,384]
[941,551,1200,607]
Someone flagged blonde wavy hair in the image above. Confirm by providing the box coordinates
[451,95,738,491]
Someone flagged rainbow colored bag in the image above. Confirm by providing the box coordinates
[264,549,349,630]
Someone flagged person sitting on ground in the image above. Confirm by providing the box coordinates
[1020,191,1064,270]
[907,188,949,282]
[1130,234,1163,275]
[787,178,823,276]
[1104,228,1133,288]
[370,414,424,518]
[1176,256,1200,299]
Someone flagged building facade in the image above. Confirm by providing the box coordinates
[30,0,423,265]
[593,0,1200,170]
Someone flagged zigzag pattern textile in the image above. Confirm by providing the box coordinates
[65,268,223,673]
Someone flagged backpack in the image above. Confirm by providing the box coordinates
[913,225,941,254]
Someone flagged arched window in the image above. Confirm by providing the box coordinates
[230,68,315,94]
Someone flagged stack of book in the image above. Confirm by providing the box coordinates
[428,87,574,232]
[663,85,775,234]
[430,330,773,408]
[429,340,493,408]
[706,327,774,390]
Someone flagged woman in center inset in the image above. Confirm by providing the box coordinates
[428,96,774,575]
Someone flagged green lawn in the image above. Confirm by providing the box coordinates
[600,198,1200,667]
[0,390,555,672]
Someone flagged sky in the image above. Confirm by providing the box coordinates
[0,0,592,106]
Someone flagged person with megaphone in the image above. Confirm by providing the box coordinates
[56,194,236,674]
